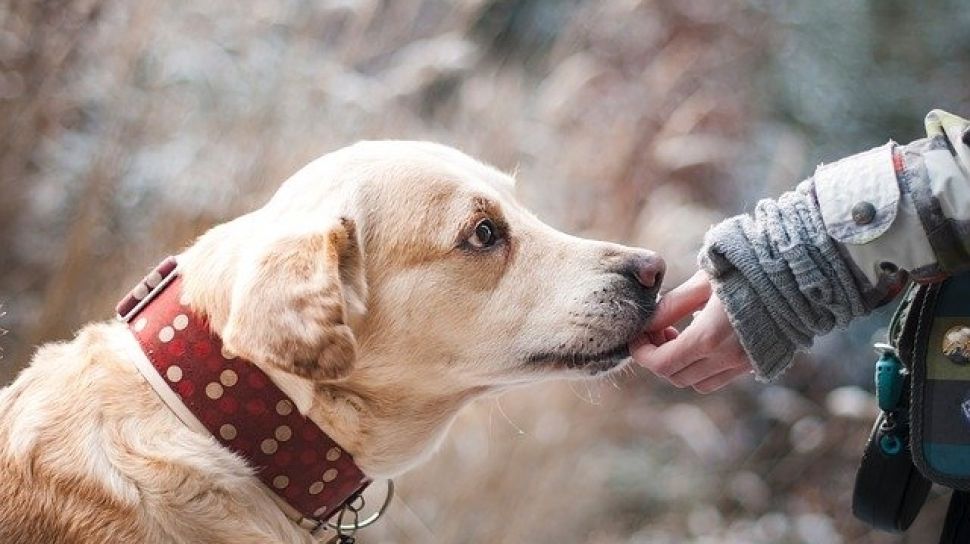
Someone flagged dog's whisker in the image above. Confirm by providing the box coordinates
[583,380,600,406]
[494,397,525,436]
[486,400,495,440]
[566,380,593,405]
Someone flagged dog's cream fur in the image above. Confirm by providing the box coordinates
[0,141,660,543]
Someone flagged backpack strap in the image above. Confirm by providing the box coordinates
[939,490,970,544]
[852,282,933,532]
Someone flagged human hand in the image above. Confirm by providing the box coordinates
[631,271,754,393]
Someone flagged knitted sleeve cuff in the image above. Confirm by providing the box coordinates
[700,219,799,381]
[699,182,872,381]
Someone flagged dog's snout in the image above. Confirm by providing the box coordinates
[624,252,665,291]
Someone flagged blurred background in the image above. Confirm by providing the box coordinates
[1,0,968,542]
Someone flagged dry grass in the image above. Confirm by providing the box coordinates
[0,1,952,542]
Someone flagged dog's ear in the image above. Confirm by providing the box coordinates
[222,217,367,382]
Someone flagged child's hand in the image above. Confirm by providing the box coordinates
[631,271,753,393]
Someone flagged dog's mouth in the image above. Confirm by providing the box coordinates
[525,342,632,375]
[522,287,656,376]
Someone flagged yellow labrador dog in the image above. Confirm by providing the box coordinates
[0,141,663,543]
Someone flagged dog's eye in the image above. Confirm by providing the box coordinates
[468,218,499,249]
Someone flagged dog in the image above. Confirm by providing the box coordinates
[0,141,664,543]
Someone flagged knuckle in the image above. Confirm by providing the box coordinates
[694,382,717,394]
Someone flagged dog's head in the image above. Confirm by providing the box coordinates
[180,141,663,474]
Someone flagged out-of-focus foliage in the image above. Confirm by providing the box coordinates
[0,0,966,542]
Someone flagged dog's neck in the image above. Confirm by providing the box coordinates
[307,363,485,479]
[177,234,482,480]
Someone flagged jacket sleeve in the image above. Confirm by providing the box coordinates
[699,110,970,381]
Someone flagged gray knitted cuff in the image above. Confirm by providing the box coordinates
[701,219,800,381]
[711,268,797,381]
[699,181,872,381]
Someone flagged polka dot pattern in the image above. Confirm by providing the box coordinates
[124,271,370,523]
[220,424,237,440]
[166,365,183,382]
[205,382,224,399]
[158,326,175,343]
[173,314,189,330]
[219,369,238,387]
[275,425,292,442]
[261,438,279,454]
[133,317,148,332]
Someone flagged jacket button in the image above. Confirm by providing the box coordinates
[943,325,970,365]
[851,201,877,225]
[878,261,899,275]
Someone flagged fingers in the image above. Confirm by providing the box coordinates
[633,282,754,394]
[692,366,750,394]
[669,357,732,388]
[648,326,679,346]
[630,326,679,353]
[629,271,709,355]
[666,342,749,386]
[632,327,702,377]
[648,270,712,331]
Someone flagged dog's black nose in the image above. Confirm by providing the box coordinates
[625,252,666,291]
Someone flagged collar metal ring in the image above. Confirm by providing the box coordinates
[328,480,395,532]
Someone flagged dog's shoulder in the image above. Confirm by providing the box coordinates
[0,322,311,543]
[0,322,149,543]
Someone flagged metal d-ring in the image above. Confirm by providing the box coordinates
[328,480,395,532]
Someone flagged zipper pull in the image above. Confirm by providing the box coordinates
[873,343,906,412]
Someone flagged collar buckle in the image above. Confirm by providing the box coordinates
[116,256,179,323]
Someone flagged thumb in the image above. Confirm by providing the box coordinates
[647,270,712,331]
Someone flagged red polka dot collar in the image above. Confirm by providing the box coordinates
[117,257,370,536]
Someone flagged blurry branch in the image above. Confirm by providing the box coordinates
[26,2,162,348]
[0,0,105,278]
[0,0,112,372]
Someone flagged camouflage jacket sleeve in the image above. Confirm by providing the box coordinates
[818,110,970,293]
[699,110,970,381]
